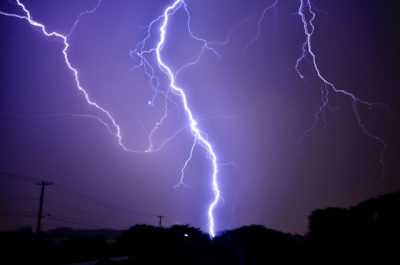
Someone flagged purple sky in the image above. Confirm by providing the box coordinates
[0,0,399,235]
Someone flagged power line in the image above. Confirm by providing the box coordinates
[0,170,44,183]
[48,213,127,229]
[51,185,157,218]
[0,213,36,218]
[44,200,136,223]
[45,214,126,230]
[45,216,104,229]
[0,169,156,217]
[0,195,37,201]
[0,170,163,225]
[0,210,36,216]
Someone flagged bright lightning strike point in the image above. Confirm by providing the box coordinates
[242,0,278,57]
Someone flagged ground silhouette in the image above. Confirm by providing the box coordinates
[1,191,399,264]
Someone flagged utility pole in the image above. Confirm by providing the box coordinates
[157,215,164,227]
[36,181,52,234]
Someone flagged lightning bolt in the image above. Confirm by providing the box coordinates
[242,0,278,57]
[296,0,387,177]
[2,0,222,236]
[134,0,220,238]
[136,0,282,157]
[0,0,141,153]
[67,0,103,37]
[3,0,385,239]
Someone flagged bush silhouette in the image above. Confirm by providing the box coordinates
[1,191,399,264]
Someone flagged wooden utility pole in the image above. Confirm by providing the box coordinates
[157,215,164,227]
[36,181,52,234]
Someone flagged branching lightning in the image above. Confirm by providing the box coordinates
[1,0,223,237]
[297,0,387,177]
[0,0,188,155]
[133,0,221,238]
[67,0,103,37]
[0,0,137,153]
[242,0,278,57]
[1,0,389,239]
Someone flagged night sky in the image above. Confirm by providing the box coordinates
[0,0,399,235]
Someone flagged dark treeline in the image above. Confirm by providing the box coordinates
[1,191,399,264]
